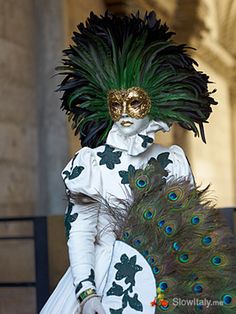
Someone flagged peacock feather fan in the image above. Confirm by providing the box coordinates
[106,158,236,313]
[57,11,217,148]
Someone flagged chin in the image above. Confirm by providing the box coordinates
[117,125,139,137]
[115,116,150,137]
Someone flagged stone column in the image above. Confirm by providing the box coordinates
[34,0,69,215]
[0,1,39,312]
[0,0,38,216]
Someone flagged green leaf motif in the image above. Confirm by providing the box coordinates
[63,165,84,180]
[107,253,143,313]
[110,309,123,314]
[115,254,142,286]
[63,170,70,178]
[75,269,96,294]
[156,152,173,169]
[127,293,143,311]
[97,145,122,169]
[70,166,85,179]
[64,202,78,240]
[147,153,173,184]
[119,165,136,184]
[138,134,153,148]
[122,294,128,308]
[107,282,124,296]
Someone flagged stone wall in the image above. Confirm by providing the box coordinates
[187,58,234,207]
[0,0,38,217]
[34,0,69,215]
[0,1,69,312]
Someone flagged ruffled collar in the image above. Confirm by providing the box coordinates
[106,120,170,156]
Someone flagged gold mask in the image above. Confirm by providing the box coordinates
[108,87,151,121]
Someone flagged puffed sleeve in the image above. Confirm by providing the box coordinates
[166,145,195,186]
[61,147,102,301]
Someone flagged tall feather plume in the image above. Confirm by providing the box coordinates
[57,11,217,147]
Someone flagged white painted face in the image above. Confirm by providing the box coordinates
[115,115,150,137]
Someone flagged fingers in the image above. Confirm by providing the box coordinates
[82,296,106,314]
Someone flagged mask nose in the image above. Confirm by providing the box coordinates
[121,101,128,117]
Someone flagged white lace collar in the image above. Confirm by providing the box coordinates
[106,120,170,156]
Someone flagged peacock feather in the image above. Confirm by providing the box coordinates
[106,158,236,313]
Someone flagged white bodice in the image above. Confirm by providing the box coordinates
[61,133,194,297]
[41,124,194,314]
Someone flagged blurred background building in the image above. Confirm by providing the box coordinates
[0,0,236,313]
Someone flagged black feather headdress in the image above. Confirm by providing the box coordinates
[57,11,217,148]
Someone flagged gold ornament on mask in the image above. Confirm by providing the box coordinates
[108,87,151,121]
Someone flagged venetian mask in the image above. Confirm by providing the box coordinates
[108,87,151,121]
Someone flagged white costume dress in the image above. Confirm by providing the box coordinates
[40,121,193,314]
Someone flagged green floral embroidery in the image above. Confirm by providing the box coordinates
[138,134,153,148]
[97,145,122,169]
[107,254,143,313]
[63,152,84,180]
[146,153,172,185]
[110,309,123,314]
[115,254,142,286]
[75,269,96,294]
[119,165,136,184]
[155,152,173,169]
[64,202,78,240]
[63,165,84,180]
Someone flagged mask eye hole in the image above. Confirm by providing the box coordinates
[111,102,122,110]
[130,99,141,109]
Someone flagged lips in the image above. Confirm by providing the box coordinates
[121,121,134,127]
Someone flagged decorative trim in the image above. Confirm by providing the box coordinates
[78,288,97,303]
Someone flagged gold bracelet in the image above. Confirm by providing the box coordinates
[78,288,96,303]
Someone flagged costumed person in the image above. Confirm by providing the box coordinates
[40,11,236,314]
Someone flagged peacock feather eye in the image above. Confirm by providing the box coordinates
[135,175,148,189]
[165,225,173,235]
[191,216,200,225]
[168,191,178,201]
[222,294,232,305]
[147,256,155,265]
[211,256,222,266]
[143,209,153,220]
[195,304,203,311]
[202,236,212,246]
[123,231,130,239]
[159,281,168,291]
[133,238,142,246]
[193,283,203,294]
[158,220,165,227]
[153,266,160,274]
[179,253,189,263]
[173,242,181,251]
[136,179,146,188]
[160,303,169,311]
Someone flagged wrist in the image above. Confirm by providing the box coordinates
[78,287,97,303]
[78,288,98,310]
